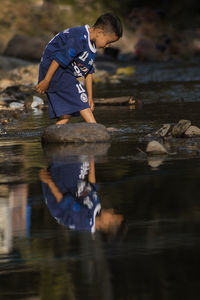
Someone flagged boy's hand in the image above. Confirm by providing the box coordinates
[39,169,51,183]
[36,79,50,94]
[89,98,95,111]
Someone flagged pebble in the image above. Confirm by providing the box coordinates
[155,123,171,137]
[116,66,135,76]
[184,126,200,137]
[9,102,24,109]
[146,140,168,155]
[171,119,191,137]
[31,95,44,108]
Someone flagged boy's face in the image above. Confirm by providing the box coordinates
[94,30,119,49]
[97,209,124,233]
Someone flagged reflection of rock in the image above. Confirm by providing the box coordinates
[184,126,200,137]
[42,123,111,143]
[4,34,49,61]
[43,143,111,162]
[147,156,166,168]
[146,140,168,155]
[171,119,191,137]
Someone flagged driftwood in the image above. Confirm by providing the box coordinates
[94,96,136,105]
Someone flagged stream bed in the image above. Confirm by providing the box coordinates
[0,60,200,299]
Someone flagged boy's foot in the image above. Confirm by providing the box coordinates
[56,115,71,125]
[56,119,69,125]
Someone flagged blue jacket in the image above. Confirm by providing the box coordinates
[39,25,96,92]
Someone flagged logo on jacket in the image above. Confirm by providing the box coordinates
[80,93,88,103]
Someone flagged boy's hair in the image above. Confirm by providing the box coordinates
[93,13,123,38]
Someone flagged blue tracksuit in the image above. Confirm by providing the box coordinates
[42,161,101,233]
[38,25,96,118]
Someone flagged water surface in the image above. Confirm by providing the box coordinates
[1,61,200,299]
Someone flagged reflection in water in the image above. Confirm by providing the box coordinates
[1,98,200,299]
[40,154,124,234]
[0,184,28,254]
[38,144,126,300]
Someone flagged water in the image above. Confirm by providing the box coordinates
[1,61,200,299]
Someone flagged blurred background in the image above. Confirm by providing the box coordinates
[1,0,200,62]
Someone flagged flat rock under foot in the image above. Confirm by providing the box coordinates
[42,123,111,143]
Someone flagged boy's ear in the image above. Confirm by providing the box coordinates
[95,28,105,36]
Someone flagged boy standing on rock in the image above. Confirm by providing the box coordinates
[36,13,123,124]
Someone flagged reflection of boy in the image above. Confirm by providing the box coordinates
[36,13,123,124]
[40,159,123,233]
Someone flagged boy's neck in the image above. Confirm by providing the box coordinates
[88,27,95,42]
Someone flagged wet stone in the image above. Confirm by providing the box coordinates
[171,119,191,137]
[9,102,24,109]
[184,126,200,137]
[155,123,171,137]
[146,140,168,155]
[31,96,44,108]
[42,123,111,143]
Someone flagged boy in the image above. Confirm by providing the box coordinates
[36,13,123,124]
[40,158,124,233]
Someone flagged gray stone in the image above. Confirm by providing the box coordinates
[184,125,200,137]
[171,119,191,137]
[155,123,171,137]
[146,140,168,155]
[31,96,44,108]
[4,34,49,61]
[42,123,111,143]
[9,102,24,109]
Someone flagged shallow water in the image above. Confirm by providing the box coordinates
[1,61,200,299]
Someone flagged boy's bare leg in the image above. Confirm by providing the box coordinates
[56,115,71,125]
[80,108,96,123]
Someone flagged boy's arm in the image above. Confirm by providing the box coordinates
[88,158,96,184]
[85,73,94,111]
[36,60,59,94]
[39,169,63,203]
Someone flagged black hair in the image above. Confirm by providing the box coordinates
[93,13,123,38]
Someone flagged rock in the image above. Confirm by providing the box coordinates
[155,123,171,137]
[9,64,39,86]
[171,120,191,137]
[93,70,109,83]
[146,140,168,155]
[0,93,15,105]
[4,34,49,61]
[94,96,136,105]
[9,102,24,109]
[184,125,200,137]
[116,66,135,76]
[0,79,15,90]
[0,56,30,71]
[42,123,111,143]
[31,96,44,108]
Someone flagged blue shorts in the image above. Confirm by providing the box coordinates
[46,77,90,119]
